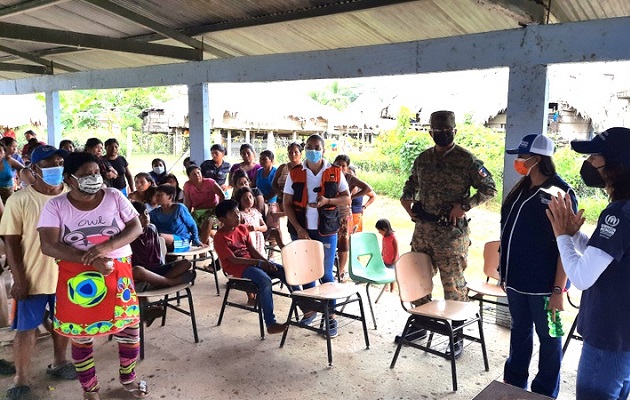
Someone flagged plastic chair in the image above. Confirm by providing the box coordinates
[280,239,370,366]
[390,252,489,391]
[217,275,290,339]
[135,236,199,359]
[467,241,507,319]
[136,278,198,360]
[348,232,396,329]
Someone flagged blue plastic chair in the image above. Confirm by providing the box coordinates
[349,232,396,329]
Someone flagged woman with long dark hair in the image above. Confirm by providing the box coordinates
[547,127,630,399]
[499,134,577,398]
[37,152,147,399]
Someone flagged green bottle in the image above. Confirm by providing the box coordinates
[544,296,565,338]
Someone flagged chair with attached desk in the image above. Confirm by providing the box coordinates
[135,237,199,359]
[168,245,220,296]
[467,241,507,320]
[348,232,396,329]
[279,239,370,366]
[390,251,489,391]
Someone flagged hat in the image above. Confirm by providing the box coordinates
[30,145,68,164]
[3,130,16,139]
[429,110,456,128]
[571,127,630,167]
[506,134,555,157]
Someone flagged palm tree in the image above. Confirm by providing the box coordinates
[309,80,361,111]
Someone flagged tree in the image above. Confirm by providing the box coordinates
[309,80,361,111]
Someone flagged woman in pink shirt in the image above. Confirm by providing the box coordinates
[183,164,224,243]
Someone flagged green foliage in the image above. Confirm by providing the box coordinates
[308,81,361,111]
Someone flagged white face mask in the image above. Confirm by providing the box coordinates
[72,174,103,194]
[153,166,165,175]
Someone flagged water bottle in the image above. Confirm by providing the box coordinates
[544,296,565,338]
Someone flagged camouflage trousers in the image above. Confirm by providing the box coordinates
[410,219,470,305]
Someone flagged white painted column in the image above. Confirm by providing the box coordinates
[212,129,222,146]
[245,129,251,144]
[292,131,297,143]
[188,83,211,163]
[504,64,550,200]
[227,130,232,158]
[45,91,62,147]
[267,130,275,153]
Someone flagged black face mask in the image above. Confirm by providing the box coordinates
[580,160,606,188]
[432,130,454,147]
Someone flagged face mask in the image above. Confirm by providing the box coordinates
[37,166,64,186]
[513,156,537,176]
[431,130,454,147]
[305,150,323,163]
[153,166,165,175]
[580,160,606,188]
[72,174,103,194]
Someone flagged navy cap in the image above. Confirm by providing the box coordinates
[30,145,68,164]
[571,127,630,166]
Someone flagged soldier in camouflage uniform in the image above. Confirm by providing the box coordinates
[400,110,496,355]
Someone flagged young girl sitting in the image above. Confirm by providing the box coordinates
[234,187,267,257]
[376,218,399,292]
[128,172,157,210]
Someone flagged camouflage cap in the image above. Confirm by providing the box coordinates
[430,110,456,128]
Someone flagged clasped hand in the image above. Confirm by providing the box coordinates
[545,192,585,237]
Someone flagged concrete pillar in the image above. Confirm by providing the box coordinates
[188,83,211,164]
[45,90,62,147]
[504,64,550,200]
[267,130,275,153]
[292,131,297,143]
[227,130,232,158]
[245,129,251,144]
[212,128,222,145]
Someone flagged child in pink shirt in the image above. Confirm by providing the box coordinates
[376,219,399,292]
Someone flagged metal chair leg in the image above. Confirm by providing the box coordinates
[186,288,199,343]
[365,283,377,330]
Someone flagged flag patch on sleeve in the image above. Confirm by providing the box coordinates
[478,167,489,178]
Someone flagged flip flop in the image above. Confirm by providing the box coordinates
[0,358,16,375]
[47,361,78,380]
[6,385,31,400]
[123,380,149,399]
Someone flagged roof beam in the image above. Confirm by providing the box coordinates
[476,0,547,25]
[79,0,232,58]
[0,43,80,72]
[2,16,630,94]
[0,22,201,60]
[0,0,65,18]
[185,0,419,36]
[0,62,50,75]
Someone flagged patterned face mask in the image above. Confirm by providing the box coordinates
[72,173,103,194]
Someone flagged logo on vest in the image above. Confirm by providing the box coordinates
[599,214,619,239]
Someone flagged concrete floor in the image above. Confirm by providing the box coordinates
[0,268,582,400]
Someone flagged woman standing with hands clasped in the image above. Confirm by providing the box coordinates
[547,127,630,400]
[37,152,148,399]
[499,134,576,398]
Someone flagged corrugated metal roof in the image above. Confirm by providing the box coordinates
[0,0,629,81]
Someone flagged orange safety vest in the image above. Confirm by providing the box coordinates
[288,164,342,236]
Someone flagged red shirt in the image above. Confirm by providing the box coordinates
[213,224,253,278]
[381,232,399,265]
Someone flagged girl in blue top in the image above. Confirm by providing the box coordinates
[547,127,630,400]
[149,184,202,252]
[0,142,24,204]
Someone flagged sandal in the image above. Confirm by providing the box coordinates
[6,385,31,400]
[47,360,78,380]
[123,380,150,399]
[83,391,100,400]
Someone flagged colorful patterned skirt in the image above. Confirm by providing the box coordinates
[53,257,140,338]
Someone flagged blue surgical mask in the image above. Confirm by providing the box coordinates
[37,166,64,187]
[305,150,323,163]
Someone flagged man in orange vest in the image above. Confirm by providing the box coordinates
[283,134,350,337]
